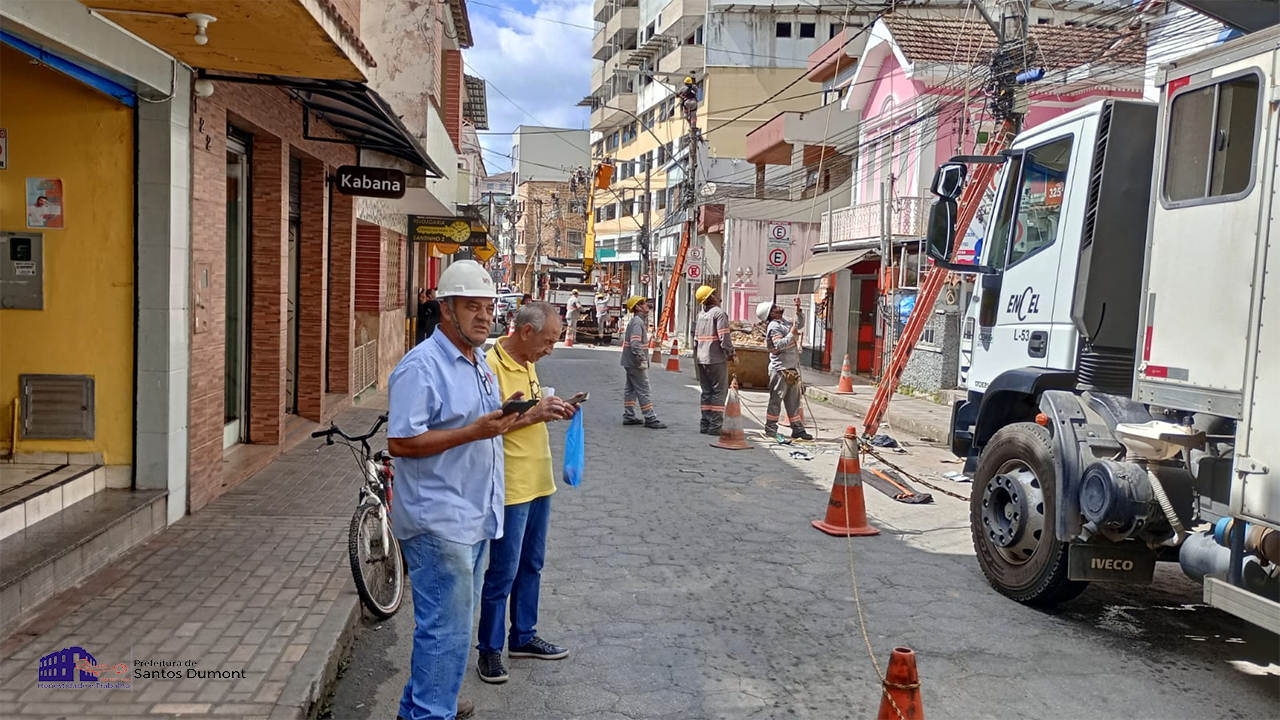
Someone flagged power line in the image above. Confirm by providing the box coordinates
[464,60,589,157]
[468,0,596,31]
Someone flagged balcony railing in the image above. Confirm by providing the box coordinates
[657,0,707,35]
[822,196,930,243]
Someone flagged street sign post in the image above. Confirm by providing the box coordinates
[686,262,702,281]
[767,221,791,247]
[689,246,705,262]
[766,247,789,276]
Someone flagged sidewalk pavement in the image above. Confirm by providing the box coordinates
[797,367,954,443]
[0,395,388,720]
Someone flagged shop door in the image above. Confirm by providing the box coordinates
[224,137,249,448]
[286,157,301,415]
[855,279,877,374]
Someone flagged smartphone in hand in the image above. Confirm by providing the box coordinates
[567,392,589,406]
[501,397,539,416]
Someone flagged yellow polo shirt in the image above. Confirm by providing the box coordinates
[487,338,556,505]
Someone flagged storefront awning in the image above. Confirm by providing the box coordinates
[80,0,373,81]
[779,249,874,282]
[198,72,443,177]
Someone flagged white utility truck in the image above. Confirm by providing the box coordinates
[925,26,1279,631]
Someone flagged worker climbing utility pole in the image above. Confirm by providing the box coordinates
[655,76,702,344]
[861,0,1031,438]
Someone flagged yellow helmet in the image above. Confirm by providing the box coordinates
[626,295,646,311]
[683,76,695,85]
[695,285,715,304]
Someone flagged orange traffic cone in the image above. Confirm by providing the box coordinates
[665,339,681,372]
[565,330,574,347]
[651,337,662,363]
[877,647,924,720]
[837,354,856,394]
[711,379,752,451]
[812,427,879,536]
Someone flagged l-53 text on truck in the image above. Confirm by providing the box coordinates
[923,26,1279,631]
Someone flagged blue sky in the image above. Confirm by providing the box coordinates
[465,0,594,174]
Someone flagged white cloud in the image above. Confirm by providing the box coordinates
[465,0,594,174]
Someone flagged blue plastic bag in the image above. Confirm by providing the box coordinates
[562,406,585,487]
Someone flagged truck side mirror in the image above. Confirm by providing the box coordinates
[931,162,967,200]
[926,198,957,263]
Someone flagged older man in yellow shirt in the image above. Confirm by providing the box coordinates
[477,301,576,684]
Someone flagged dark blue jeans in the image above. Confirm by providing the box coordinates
[397,533,486,720]
[477,495,551,653]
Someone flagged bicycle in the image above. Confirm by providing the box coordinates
[312,415,406,619]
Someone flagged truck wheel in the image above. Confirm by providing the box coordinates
[971,422,1087,606]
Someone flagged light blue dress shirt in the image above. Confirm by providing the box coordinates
[388,331,505,545]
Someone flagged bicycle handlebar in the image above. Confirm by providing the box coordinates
[311,414,388,444]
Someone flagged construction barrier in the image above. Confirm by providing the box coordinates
[812,427,879,537]
[711,379,752,451]
[837,354,856,394]
[877,646,923,720]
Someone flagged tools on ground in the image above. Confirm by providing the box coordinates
[812,426,879,537]
[863,467,933,504]
[665,339,681,372]
[837,354,856,394]
[711,378,752,451]
[877,647,924,720]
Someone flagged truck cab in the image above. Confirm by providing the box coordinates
[950,99,1158,470]
[923,25,1279,631]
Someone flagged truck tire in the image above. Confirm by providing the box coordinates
[971,422,1087,606]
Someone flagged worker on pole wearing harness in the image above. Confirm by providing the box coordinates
[694,285,734,435]
[760,298,813,441]
[620,296,665,429]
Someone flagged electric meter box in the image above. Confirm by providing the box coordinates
[1,232,44,310]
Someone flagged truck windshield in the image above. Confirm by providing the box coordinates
[985,136,1074,269]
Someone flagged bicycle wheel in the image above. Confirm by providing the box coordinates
[348,503,405,618]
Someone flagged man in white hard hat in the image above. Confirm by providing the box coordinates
[758,297,813,441]
[388,259,522,720]
[620,296,665,428]
[565,289,583,345]
[694,285,735,435]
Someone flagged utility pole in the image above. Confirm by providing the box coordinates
[640,162,652,300]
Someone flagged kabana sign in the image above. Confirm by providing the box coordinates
[408,215,488,247]
[335,166,406,198]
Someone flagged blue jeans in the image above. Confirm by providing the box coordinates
[477,495,551,653]
[397,533,487,720]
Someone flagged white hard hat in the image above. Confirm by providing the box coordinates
[756,301,775,323]
[436,260,497,299]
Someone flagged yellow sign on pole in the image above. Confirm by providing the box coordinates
[473,240,498,263]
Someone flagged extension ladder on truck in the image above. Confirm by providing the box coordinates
[862,125,1014,438]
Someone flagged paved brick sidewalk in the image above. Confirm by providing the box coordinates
[0,396,388,719]
[796,368,953,442]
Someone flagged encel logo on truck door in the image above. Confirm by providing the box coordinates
[1006,286,1041,321]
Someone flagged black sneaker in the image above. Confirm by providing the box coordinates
[477,652,508,683]
[644,419,667,429]
[623,418,644,426]
[508,636,569,660]
[699,426,709,435]
[792,429,814,441]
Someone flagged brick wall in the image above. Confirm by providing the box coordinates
[443,49,463,150]
[188,82,357,512]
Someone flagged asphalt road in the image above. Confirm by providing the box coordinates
[326,344,1279,720]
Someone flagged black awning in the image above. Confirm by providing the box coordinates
[198,72,445,178]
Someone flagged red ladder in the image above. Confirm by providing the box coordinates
[656,220,692,342]
[862,125,1014,438]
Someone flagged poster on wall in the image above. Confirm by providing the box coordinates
[26,178,64,229]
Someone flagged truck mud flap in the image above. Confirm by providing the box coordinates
[1067,543,1157,583]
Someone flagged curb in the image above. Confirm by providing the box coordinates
[803,386,951,443]
[272,591,362,720]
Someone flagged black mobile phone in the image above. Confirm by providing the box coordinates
[567,392,589,406]
[501,398,539,416]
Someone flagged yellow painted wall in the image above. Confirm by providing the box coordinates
[0,45,135,463]
[705,67,813,159]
